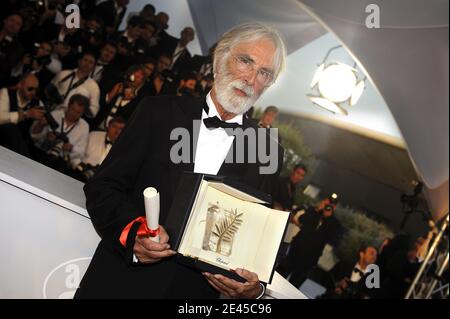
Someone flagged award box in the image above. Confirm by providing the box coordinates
[165,173,290,284]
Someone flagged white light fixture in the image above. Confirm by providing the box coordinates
[309,45,366,115]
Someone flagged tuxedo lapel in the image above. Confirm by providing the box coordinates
[217,114,257,179]
[166,97,204,188]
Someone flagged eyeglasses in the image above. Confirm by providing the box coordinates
[230,53,275,86]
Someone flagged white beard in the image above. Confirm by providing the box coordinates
[214,63,262,115]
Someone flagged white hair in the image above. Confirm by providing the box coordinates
[213,22,287,82]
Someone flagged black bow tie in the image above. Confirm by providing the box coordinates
[202,100,242,134]
[203,116,242,130]
[353,268,364,276]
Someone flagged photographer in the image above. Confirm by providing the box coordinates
[277,194,343,287]
[91,42,118,83]
[74,117,125,182]
[147,53,173,96]
[176,73,198,97]
[0,73,45,156]
[30,94,89,172]
[10,41,53,83]
[0,13,24,87]
[94,65,146,130]
[50,52,100,118]
[94,0,129,36]
[78,15,105,54]
[114,16,143,52]
[272,163,307,213]
[328,245,378,299]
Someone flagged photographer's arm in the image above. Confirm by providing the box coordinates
[106,83,123,104]
[0,88,15,125]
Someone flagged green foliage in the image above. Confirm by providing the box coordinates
[294,192,320,208]
[333,206,394,264]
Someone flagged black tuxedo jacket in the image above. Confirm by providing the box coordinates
[154,35,192,74]
[95,0,126,30]
[75,95,284,298]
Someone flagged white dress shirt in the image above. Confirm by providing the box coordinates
[169,42,186,69]
[350,262,370,283]
[193,92,243,175]
[51,69,101,117]
[30,109,89,167]
[0,88,43,125]
[91,62,108,83]
[83,131,112,167]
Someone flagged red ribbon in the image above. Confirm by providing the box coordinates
[119,216,160,247]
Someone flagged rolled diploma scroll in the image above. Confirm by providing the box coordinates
[143,187,160,242]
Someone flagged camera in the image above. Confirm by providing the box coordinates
[329,193,339,205]
[161,69,176,84]
[37,83,64,131]
[46,132,69,162]
[401,180,422,208]
[320,193,339,216]
[29,43,52,67]
[75,162,98,181]
[35,0,46,15]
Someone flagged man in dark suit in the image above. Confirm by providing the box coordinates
[328,245,378,298]
[277,195,343,287]
[157,27,195,76]
[75,22,287,299]
[0,13,24,87]
[94,0,129,36]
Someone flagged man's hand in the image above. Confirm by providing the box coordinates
[133,225,176,264]
[27,108,45,120]
[203,268,263,299]
[62,143,73,151]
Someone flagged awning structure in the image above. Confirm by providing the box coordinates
[185,0,449,221]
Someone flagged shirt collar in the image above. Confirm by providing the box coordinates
[205,91,243,125]
[354,262,368,273]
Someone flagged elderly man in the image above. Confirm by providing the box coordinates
[75,23,286,299]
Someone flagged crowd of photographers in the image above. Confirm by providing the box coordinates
[0,0,214,182]
[271,164,441,299]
